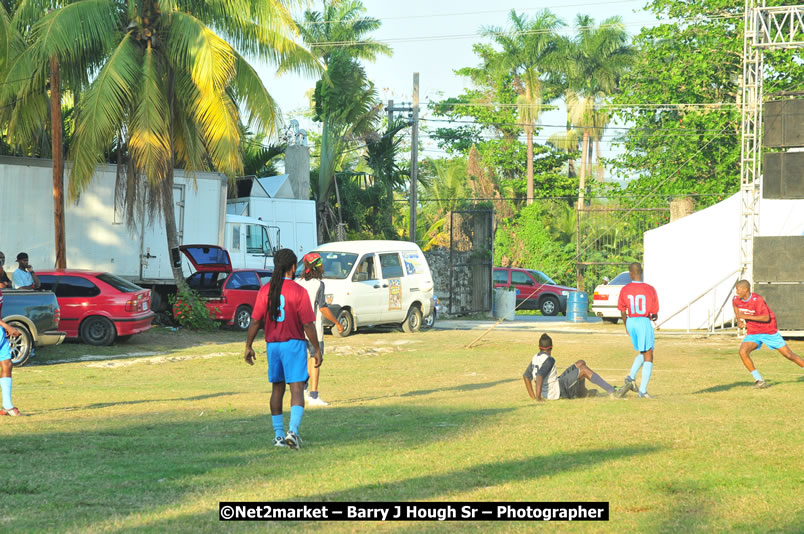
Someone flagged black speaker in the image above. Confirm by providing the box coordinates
[764,99,804,148]
[756,283,804,330]
[763,152,804,199]
[754,237,804,282]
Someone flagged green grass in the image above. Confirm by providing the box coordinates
[3,328,803,533]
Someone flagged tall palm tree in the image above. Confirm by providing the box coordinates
[564,15,634,204]
[6,0,318,286]
[483,9,563,205]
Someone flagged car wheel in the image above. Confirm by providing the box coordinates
[9,322,33,367]
[402,306,423,333]
[80,316,117,346]
[603,317,619,324]
[333,309,353,337]
[235,305,252,331]
[422,310,435,329]
[540,296,559,316]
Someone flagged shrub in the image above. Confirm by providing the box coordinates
[168,288,219,331]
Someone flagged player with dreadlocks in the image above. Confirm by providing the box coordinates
[245,249,321,449]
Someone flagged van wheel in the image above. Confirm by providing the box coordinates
[80,316,117,346]
[333,309,353,337]
[540,296,559,316]
[235,305,252,331]
[402,306,423,333]
[9,322,33,367]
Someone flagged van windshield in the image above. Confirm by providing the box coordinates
[318,252,358,279]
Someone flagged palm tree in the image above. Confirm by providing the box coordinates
[482,9,563,205]
[6,0,318,286]
[364,118,408,235]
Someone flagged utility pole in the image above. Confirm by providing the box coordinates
[410,73,419,243]
[387,98,394,125]
[50,54,66,269]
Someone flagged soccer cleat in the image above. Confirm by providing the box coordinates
[273,436,288,447]
[0,407,20,416]
[638,392,654,399]
[284,431,302,450]
[615,377,635,399]
[307,396,329,406]
[753,380,768,389]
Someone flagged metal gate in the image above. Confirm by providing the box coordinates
[449,209,494,315]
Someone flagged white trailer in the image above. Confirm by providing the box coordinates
[0,156,279,309]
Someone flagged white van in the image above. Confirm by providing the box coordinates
[311,241,434,336]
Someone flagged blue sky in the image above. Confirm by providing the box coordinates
[256,0,659,163]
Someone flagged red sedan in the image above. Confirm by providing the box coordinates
[37,270,154,345]
[181,245,271,330]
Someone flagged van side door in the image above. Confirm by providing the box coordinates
[349,254,385,324]
[377,252,406,321]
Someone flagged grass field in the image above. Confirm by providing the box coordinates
[2,325,803,533]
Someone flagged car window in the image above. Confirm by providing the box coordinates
[97,273,142,293]
[55,276,101,298]
[187,272,222,290]
[226,272,260,290]
[38,274,58,292]
[353,255,377,282]
[530,271,556,285]
[257,271,272,285]
[511,271,535,286]
[611,272,633,285]
[379,253,404,279]
[493,269,509,284]
[319,252,358,280]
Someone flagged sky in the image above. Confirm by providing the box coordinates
[254,0,660,164]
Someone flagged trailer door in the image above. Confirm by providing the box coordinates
[141,185,185,280]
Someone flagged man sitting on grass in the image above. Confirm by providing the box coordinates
[523,333,619,401]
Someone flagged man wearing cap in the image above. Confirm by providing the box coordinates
[296,252,344,406]
[12,253,40,290]
[0,252,12,288]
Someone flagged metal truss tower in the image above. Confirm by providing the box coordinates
[739,2,804,281]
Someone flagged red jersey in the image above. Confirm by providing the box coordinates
[618,281,659,318]
[252,279,315,343]
[732,293,777,335]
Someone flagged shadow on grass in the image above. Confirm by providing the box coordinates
[32,392,240,414]
[400,378,517,397]
[693,381,753,394]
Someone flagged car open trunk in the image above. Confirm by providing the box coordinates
[180,245,232,300]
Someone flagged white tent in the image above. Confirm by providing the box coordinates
[644,194,804,331]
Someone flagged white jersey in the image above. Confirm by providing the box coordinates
[523,351,560,400]
[296,278,325,341]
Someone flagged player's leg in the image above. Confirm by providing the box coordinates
[776,344,804,368]
[575,360,615,394]
[282,340,310,449]
[638,348,654,398]
[307,342,327,406]
[267,342,287,442]
[557,364,581,399]
[738,338,766,387]
[0,357,15,415]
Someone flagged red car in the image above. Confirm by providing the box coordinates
[181,245,272,330]
[493,267,576,316]
[37,270,154,345]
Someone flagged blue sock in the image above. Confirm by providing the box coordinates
[629,354,645,380]
[0,377,12,410]
[289,405,304,434]
[639,362,653,394]
[272,414,285,439]
[751,369,763,381]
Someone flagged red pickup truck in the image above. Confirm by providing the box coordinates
[493,267,576,316]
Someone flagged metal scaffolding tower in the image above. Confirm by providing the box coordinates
[739,2,804,281]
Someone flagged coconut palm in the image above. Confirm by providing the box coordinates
[3,0,319,286]
[482,9,563,205]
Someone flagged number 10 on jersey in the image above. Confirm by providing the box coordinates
[627,294,646,315]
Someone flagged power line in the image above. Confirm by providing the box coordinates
[420,117,739,133]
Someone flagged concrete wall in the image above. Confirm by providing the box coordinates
[285,145,310,201]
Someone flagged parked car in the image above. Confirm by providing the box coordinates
[181,244,271,330]
[493,267,576,316]
[591,271,632,323]
[1,289,65,366]
[37,270,154,346]
[313,240,434,336]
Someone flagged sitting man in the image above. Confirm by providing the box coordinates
[12,252,40,290]
[0,251,12,288]
[523,333,619,401]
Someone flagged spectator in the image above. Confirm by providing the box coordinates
[12,253,40,290]
[0,252,11,288]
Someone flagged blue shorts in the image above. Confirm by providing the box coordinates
[626,317,655,352]
[0,334,10,362]
[267,339,308,384]
[743,333,786,351]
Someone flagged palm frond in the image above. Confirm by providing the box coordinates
[231,50,279,136]
[166,11,235,95]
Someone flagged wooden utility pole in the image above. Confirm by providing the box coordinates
[409,73,419,242]
[50,54,66,269]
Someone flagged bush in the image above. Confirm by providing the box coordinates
[168,288,220,331]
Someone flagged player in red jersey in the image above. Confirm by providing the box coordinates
[615,263,659,399]
[732,280,804,389]
[244,249,321,449]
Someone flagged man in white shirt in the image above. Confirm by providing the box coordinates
[12,253,40,290]
[523,334,619,401]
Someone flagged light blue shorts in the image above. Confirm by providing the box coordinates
[267,339,309,384]
[626,317,655,353]
[743,333,786,351]
[0,334,10,362]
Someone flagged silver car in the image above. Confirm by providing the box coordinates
[591,271,632,323]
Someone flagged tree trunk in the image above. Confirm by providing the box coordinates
[50,55,66,269]
[595,136,604,182]
[578,131,590,207]
[526,127,534,205]
[386,179,393,234]
[164,66,187,291]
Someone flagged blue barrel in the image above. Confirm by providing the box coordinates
[566,292,588,322]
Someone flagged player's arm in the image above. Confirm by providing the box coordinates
[304,322,322,367]
[0,319,20,338]
[649,287,659,321]
[320,305,344,333]
[732,301,746,328]
[522,363,539,400]
[523,376,537,400]
[617,289,629,329]
[244,317,263,365]
[533,375,545,401]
